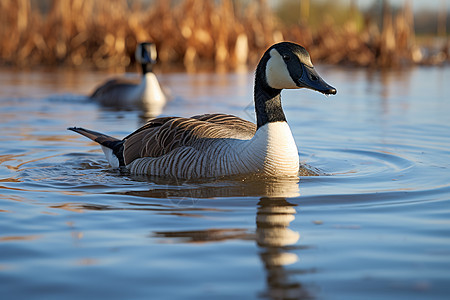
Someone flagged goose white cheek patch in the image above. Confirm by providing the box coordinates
[265,49,299,90]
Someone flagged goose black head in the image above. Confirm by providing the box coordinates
[259,42,337,95]
[135,42,157,65]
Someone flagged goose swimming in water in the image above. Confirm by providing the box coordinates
[69,42,336,179]
[90,42,167,115]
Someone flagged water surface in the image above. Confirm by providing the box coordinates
[0,66,449,299]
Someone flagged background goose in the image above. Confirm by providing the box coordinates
[90,42,167,116]
[70,42,336,179]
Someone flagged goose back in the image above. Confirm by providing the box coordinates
[90,78,141,107]
[123,113,256,164]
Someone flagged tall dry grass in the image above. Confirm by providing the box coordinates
[0,0,447,71]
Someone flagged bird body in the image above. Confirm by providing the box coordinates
[90,43,166,114]
[70,42,336,179]
[126,118,299,178]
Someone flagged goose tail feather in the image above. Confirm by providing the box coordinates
[68,127,125,167]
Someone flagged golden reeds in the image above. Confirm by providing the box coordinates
[0,0,447,71]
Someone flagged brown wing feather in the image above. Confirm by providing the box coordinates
[122,113,256,165]
[91,79,136,97]
[90,79,140,107]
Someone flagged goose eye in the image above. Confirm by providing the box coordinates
[282,55,290,61]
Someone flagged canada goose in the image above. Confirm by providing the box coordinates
[69,42,336,179]
[90,42,167,115]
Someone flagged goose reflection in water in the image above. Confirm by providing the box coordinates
[256,197,312,300]
[148,178,312,299]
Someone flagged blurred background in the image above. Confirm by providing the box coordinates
[1,0,448,72]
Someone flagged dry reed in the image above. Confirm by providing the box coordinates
[0,0,447,71]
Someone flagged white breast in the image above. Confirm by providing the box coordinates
[141,73,166,106]
[124,73,166,105]
[233,122,300,176]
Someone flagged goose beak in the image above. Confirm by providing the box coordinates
[297,65,337,95]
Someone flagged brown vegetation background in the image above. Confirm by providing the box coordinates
[0,0,448,71]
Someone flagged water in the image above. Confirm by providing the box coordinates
[0,66,449,299]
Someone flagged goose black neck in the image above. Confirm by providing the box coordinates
[254,69,286,129]
[141,63,152,75]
